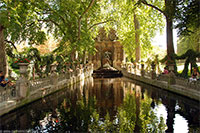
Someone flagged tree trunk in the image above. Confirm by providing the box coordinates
[197,38,200,52]
[166,17,175,56]
[134,14,140,67]
[0,25,7,76]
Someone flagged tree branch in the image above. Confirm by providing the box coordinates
[78,0,96,40]
[4,40,17,50]
[88,20,114,30]
[141,0,165,15]
[40,19,66,36]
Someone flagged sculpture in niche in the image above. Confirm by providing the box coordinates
[104,51,112,65]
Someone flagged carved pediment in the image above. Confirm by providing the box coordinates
[95,27,118,42]
[108,28,118,41]
[95,27,107,41]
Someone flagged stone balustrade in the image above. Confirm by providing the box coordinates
[0,86,16,103]
[0,63,93,111]
[120,62,200,101]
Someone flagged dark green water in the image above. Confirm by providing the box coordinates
[0,77,199,132]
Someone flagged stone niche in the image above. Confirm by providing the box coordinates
[90,27,125,70]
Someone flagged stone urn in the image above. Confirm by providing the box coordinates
[18,63,29,75]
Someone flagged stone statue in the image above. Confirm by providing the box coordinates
[104,51,112,65]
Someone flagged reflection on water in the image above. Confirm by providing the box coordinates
[0,77,199,132]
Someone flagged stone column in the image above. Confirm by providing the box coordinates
[17,63,29,98]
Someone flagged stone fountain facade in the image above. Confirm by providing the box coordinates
[90,27,125,70]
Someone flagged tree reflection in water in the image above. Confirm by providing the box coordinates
[1,78,198,132]
[31,93,166,132]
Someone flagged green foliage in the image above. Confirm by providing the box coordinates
[139,97,166,133]
[0,0,47,45]
[117,94,136,132]
[177,27,200,55]
[30,0,103,59]
[175,0,200,36]
[109,0,164,60]
[55,55,64,73]
[161,49,200,77]
[58,96,97,132]
[175,49,200,78]
[8,49,31,70]
[56,93,166,132]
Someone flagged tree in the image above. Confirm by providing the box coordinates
[177,27,200,55]
[109,0,164,61]
[140,0,200,65]
[32,0,109,63]
[175,49,200,77]
[139,0,176,59]
[175,0,200,36]
[134,14,141,64]
[1,0,109,73]
[0,0,46,74]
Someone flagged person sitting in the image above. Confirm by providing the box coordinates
[162,66,169,74]
[0,71,13,87]
[189,67,199,83]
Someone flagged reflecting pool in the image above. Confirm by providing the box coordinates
[0,77,199,132]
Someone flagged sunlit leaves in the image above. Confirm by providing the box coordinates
[177,27,200,55]
[108,0,165,60]
[0,0,47,46]
[175,0,200,35]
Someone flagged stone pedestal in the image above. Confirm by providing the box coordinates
[151,71,156,79]
[50,72,58,86]
[17,63,29,98]
[168,72,176,85]
[168,64,176,85]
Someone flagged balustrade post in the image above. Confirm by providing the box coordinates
[50,72,58,86]
[141,64,145,77]
[151,62,156,79]
[89,64,93,76]
[16,63,29,98]
[126,64,129,72]
[130,63,133,73]
[76,67,81,81]
[168,65,176,85]
[50,64,58,86]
